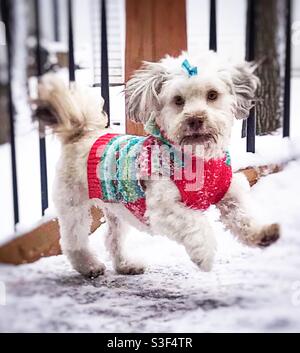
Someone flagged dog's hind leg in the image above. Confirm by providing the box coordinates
[103,208,145,275]
[57,201,106,278]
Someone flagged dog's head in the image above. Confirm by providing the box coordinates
[125,51,259,158]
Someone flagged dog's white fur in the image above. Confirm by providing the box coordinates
[36,51,280,278]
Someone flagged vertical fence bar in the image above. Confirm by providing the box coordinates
[245,0,256,152]
[283,0,292,138]
[1,0,19,227]
[101,0,110,126]
[34,0,42,77]
[53,0,60,42]
[209,0,217,51]
[34,0,49,215]
[68,0,75,82]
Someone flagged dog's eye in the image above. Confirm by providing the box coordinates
[174,95,185,106]
[207,90,218,101]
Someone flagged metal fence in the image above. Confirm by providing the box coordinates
[0,0,293,229]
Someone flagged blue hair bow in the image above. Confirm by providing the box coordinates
[182,59,198,77]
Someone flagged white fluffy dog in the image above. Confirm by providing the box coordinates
[35,51,280,278]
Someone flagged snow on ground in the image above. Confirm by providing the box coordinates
[1,74,300,332]
[1,0,300,332]
[1,158,300,332]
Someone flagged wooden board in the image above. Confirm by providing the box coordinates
[125,0,187,135]
[238,164,283,187]
[0,207,104,265]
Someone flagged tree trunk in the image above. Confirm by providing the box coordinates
[253,0,286,135]
[0,86,9,145]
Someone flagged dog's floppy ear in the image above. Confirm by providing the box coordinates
[125,61,168,123]
[231,62,260,119]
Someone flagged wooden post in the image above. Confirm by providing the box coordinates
[125,0,187,135]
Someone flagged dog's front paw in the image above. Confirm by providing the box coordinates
[243,223,281,248]
[115,261,146,275]
[256,223,281,248]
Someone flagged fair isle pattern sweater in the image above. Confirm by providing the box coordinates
[87,133,232,224]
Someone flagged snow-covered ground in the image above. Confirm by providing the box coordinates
[1,72,300,333]
[1,157,300,332]
[1,84,300,331]
[1,0,300,333]
[1,77,300,332]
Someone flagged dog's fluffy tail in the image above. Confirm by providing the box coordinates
[33,75,108,144]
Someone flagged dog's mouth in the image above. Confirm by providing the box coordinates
[180,133,216,146]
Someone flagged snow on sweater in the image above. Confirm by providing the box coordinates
[87,132,232,224]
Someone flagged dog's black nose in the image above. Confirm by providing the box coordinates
[186,117,203,132]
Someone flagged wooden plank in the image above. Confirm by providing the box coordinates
[125,0,154,136]
[0,207,104,265]
[153,0,187,60]
[238,164,283,187]
[125,0,187,136]
[125,0,154,82]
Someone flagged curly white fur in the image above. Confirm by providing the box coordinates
[36,52,280,278]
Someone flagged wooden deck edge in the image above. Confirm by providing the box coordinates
[0,207,104,265]
[0,164,283,266]
[238,163,283,187]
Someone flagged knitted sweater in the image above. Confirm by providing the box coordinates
[87,132,232,224]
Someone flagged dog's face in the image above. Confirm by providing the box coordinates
[125,52,259,158]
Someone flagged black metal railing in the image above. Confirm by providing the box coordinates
[209,0,217,52]
[101,0,110,126]
[1,0,20,228]
[0,0,294,228]
[67,0,75,83]
[53,0,60,42]
[283,0,292,138]
[34,0,49,216]
[245,0,256,153]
